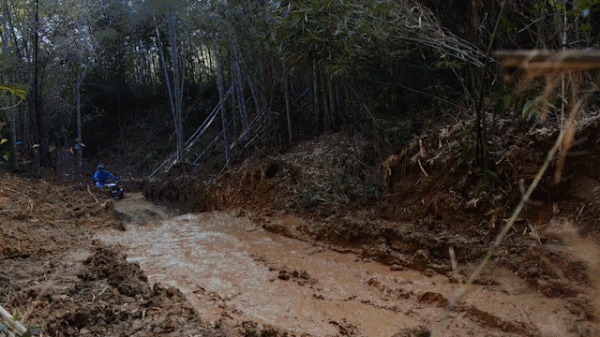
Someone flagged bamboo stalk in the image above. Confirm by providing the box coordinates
[282,58,294,144]
[0,305,27,335]
[215,48,231,170]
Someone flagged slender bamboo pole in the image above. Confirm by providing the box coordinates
[282,58,293,144]
[232,46,249,134]
[329,76,339,132]
[313,59,323,133]
[1,0,17,164]
[0,305,27,335]
[474,0,509,169]
[215,48,230,169]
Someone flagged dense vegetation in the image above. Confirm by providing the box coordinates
[0,0,599,175]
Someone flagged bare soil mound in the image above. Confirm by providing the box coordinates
[0,173,121,258]
[0,174,296,337]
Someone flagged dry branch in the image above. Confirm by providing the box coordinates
[496,50,600,72]
[434,49,600,336]
[87,185,99,204]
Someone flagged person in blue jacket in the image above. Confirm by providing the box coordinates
[94,165,116,187]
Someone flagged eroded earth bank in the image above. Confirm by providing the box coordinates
[3,116,600,336]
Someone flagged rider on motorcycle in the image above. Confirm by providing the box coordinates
[94,165,116,187]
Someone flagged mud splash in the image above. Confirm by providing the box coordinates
[96,205,580,337]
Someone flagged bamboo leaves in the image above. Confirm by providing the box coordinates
[266,0,485,83]
[0,83,28,100]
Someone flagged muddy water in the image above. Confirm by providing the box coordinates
[97,196,576,337]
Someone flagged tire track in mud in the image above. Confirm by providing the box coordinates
[95,197,580,337]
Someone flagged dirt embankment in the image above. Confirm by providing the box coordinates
[0,174,296,337]
[141,114,600,335]
[10,111,599,336]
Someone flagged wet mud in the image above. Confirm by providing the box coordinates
[5,115,600,336]
[98,204,584,337]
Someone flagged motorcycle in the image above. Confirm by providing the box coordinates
[97,177,125,200]
[106,181,125,200]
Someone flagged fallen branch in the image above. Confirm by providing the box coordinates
[3,188,23,196]
[87,185,99,204]
[92,285,109,302]
[449,246,459,279]
[417,159,429,177]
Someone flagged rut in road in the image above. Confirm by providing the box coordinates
[96,194,577,337]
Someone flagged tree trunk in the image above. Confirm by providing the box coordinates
[33,0,40,174]
[247,74,261,116]
[207,46,213,74]
[320,67,329,131]
[313,59,323,133]
[470,0,481,44]
[232,46,248,135]
[329,76,340,132]
[344,83,352,123]
[167,10,184,163]
[76,74,83,168]
[0,1,17,164]
[282,59,293,144]
[215,48,230,169]
[230,61,239,142]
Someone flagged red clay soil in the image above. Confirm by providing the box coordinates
[151,114,600,335]
[4,110,600,336]
[0,173,296,337]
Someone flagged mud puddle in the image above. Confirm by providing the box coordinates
[113,192,178,223]
[96,198,578,337]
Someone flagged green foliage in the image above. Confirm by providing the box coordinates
[0,83,29,100]
[264,0,420,78]
[377,118,413,143]
[0,122,10,162]
[579,22,592,32]
[301,190,323,207]
[455,124,472,138]
[494,84,523,116]
[457,138,475,165]
[522,97,555,123]
[0,309,42,337]
[455,125,474,165]
[567,0,600,15]
[434,58,465,71]
[499,17,518,39]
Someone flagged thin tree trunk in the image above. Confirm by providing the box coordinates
[230,61,239,142]
[73,57,90,169]
[247,74,261,116]
[188,44,197,90]
[329,76,339,132]
[207,46,213,73]
[282,59,293,144]
[320,67,329,130]
[336,82,345,125]
[76,73,83,168]
[1,0,17,163]
[33,0,40,173]
[232,46,248,134]
[474,0,509,169]
[215,48,230,169]
[167,10,184,163]
[313,59,323,133]
[344,83,351,123]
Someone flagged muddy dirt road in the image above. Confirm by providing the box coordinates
[2,169,597,337]
[93,193,581,337]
